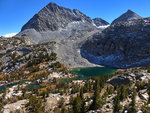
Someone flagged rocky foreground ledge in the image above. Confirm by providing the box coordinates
[108,69,150,86]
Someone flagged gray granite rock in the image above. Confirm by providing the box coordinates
[21,2,92,32]
[108,70,150,86]
[16,2,98,44]
[92,18,109,26]
[81,17,150,68]
[111,9,142,24]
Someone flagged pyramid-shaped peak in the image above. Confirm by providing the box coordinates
[49,2,56,5]
[111,9,142,24]
[47,2,58,7]
[127,9,134,13]
[21,2,92,32]
[44,2,62,9]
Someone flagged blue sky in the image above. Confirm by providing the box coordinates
[0,0,150,36]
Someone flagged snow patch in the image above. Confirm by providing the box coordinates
[97,25,110,29]
[3,33,17,38]
[92,20,97,27]
[92,20,110,29]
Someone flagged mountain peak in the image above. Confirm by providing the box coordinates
[49,2,57,6]
[111,9,142,24]
[21,2,92,32]
[46,2,60,9]
[127,9,134,13]
[92,18,109,27]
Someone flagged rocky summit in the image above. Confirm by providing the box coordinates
[21,2,92,32]
[92,17,109,27]
[111,9,142,24]
[17,2,97,44]
[81,11,150,68]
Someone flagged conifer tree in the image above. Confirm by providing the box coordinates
[81,100,86,113]
[113,88,122,113]
[129,88,137,113]
[120,84,127,101]
[0,102,3,113]
[80,88,84,101]
[61,106,67,113]
[79,88,87,113]
[72,95,82,113]
[26,95,45,113]
[91,79,101,110]
[147,80,150,104]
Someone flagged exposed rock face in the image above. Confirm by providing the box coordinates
[111,10,142,24]
[92,18,110,30]
[92,18,109,27]
[21,3,92,32]
[17,2,97,44]
[81,17,150,68]
[16,2,103,67]
[108,70,150,86]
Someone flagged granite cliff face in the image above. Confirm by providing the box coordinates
[17,2,97,44]
[81,10,150,68]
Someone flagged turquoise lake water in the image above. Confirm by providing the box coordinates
[0,81,23,92]
[26,83,42,89]
[60,67,117,83]
[0,67,117,91]
[0,81,41,92]
[72,67,117,79]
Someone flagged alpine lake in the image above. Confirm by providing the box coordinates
[0,67,117,91]
[60,67,117,82]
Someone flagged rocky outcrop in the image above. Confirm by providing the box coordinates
[108,70,150,86]
[81,17,150,68]
[111,9,142,24]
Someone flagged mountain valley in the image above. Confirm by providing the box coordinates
[1,2,150,113]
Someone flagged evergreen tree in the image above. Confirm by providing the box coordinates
[114,84,118,91]
[91,79,101,110]
[72,95,82,113]
[69,96,74,105]
[61,106,67,113]
[147,80,150,104]
[0,102,3,113]
[83,82,89,93]
[128,88,137,113]
[81,99,86,113]
[26,95,45,113]
[113,89,122,113]
[80,88,84,101]
[58,97,65,108]
[79,88,86,113]
[54,108,61,113]
[141,104,150,113]
[22,88,26,97]
[120,84,127,101]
